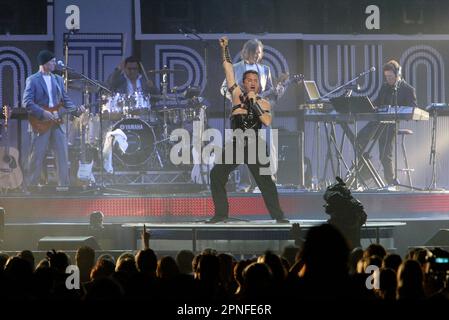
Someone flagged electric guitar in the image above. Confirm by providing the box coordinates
[260,73,304,103]
[28,102,64,134]
[77,111,95,183]
[0,105,23,189]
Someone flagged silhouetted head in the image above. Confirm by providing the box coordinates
[136,248,158,275]
[383,253,403,272]
[300,223,350,276]
[176,250,195,274]
[197,254,220,283]
[157,256,179,279]
[46,250,70,273]
[17,250,35,271]
[242,262,273,298]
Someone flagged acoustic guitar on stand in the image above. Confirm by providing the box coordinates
[0,105,23,190]
[77,111,95,183]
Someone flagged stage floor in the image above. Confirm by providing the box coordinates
[2,189,449,223]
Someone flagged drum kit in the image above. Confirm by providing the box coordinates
[68,67,208,180]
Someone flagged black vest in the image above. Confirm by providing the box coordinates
[230,100,262,131]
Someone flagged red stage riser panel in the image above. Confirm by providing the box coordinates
[2,192,449,221]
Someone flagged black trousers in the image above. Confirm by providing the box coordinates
[358,121,395,185]
[210,137,285,220]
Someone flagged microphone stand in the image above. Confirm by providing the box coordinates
[321,69,373,99]
[178,26,216,162]
[63,31,72,187]
[60,65,111,94]
[222,88,227,144]
[319,70,370,189]
[178,25,208,95]
[393,82,399,187]
[59,66,114,193]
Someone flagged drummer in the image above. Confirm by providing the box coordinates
[107,56,159,97]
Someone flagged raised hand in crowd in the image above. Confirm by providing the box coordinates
[141,224,150,250]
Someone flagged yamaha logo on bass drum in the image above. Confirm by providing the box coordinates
[120,124,144,130]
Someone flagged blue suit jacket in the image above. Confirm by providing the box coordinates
[22,72,76,120]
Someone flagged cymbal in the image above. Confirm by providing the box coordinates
[67,79,107,93]
[147,68,185,74]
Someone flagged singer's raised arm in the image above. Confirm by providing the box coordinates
[219,37,242,105]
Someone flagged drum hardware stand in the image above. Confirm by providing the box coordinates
[152,138,169,168]
[57,66,134,194]
[154,66,178,169]
[157,65,170,140]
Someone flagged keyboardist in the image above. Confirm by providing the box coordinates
[358,59,418,187]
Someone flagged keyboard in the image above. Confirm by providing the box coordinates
[305,106,429,122]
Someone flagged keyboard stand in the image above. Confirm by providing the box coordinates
[340,121,387,189]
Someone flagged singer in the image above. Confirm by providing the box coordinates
[357,59,418,187]
[22,50,85,189]
[205,37,289,224]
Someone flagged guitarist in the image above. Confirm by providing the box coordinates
[220,38,288,107]
[205,37,288,224]
[22,50,85,188]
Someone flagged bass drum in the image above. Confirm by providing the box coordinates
[112,118,156,168]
